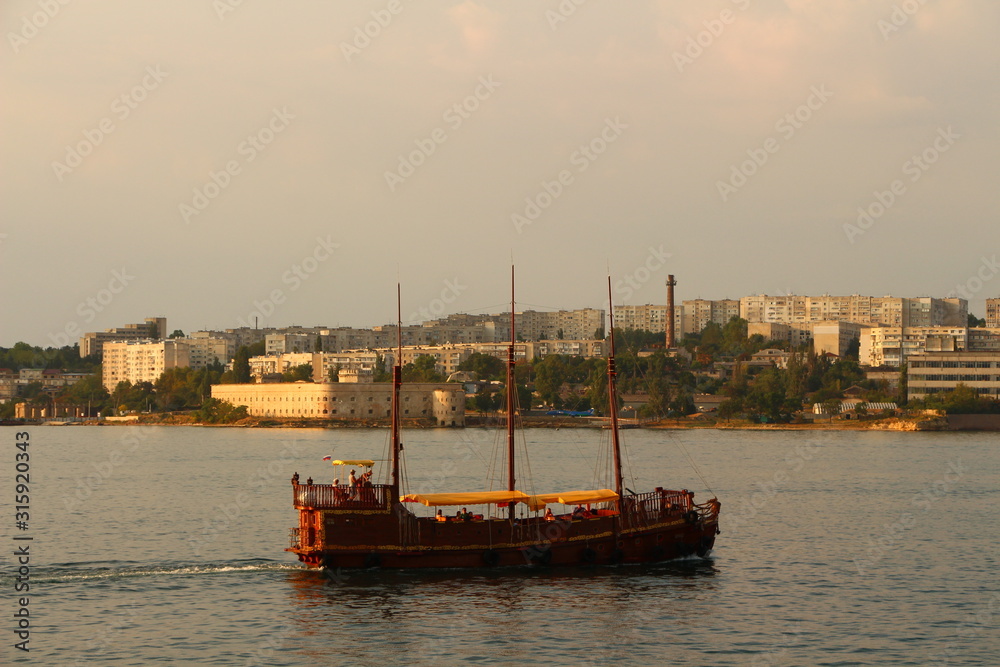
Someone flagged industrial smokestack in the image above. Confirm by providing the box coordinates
[666,275,677,348]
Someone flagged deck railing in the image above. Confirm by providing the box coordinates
[289,527,301,549]
[292,482,391,510]
[618,489,705,530]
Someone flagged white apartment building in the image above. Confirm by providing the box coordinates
[102,339,191,391]
[858,326,969,367]
[266,333,318,355]
[740,295,967,328]
[683,299,740,335]
[492,309,605,342]
[187,336,234,368]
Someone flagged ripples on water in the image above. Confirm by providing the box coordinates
[2,426,997,665]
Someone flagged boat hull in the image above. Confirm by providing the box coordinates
[288,507,719,570]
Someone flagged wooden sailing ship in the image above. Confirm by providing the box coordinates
[287,275,721,569]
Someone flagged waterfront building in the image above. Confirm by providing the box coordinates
[907,351,1000,400]
[210,382,466,426]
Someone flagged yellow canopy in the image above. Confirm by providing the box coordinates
[331,460,374,467]
[399,490,531,507]
[525,489,619,511]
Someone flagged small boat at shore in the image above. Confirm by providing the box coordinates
[286,275,720,569]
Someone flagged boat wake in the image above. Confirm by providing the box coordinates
[15,558,303,584]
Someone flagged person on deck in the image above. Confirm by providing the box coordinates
[544,507,555,521]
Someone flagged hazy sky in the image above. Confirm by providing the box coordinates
[2,1,998,347]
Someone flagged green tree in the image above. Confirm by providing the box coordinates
[282,364,313,382]
[744,366,787,422]
[169,329,185,339]
[402,355,445,383]
[457,353,505,381]
[373,354,390,382]
[233,346,252,384]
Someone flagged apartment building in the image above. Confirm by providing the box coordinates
[858,326,969,367]
[986,298,1000,328]
[740,295,967,328]
[492,309,605,342]
[683,299,740,335]
[812,321,865,357]
[80,317,167,358]
[101,339,191,391]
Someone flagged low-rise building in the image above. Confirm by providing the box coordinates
[812,321,864,357]
[907,351,1000,400]
[211,382,466,426]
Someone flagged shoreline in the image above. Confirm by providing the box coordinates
[11,415,992,431]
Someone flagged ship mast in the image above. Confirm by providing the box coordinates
[506,265,517,521]
[606,277,624,499]
[390,283,402,499]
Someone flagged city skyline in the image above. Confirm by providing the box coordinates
[3,2,999,347]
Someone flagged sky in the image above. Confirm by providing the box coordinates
[2,0,998,348]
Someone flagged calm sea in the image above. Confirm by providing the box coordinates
[1,425,997,666]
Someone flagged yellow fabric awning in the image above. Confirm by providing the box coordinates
[331,460,374,467]
[525,489,619,511]
[400,490,531,507]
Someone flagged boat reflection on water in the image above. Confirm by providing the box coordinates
[283,560,719,663]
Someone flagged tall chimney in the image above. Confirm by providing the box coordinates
[666,275,677,348]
